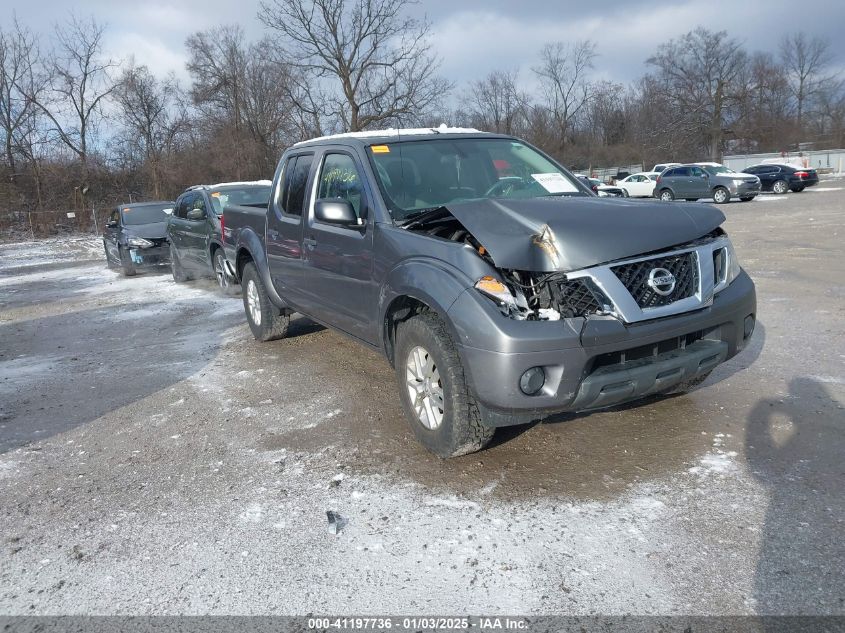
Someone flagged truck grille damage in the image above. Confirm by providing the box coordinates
[611,252,698,308]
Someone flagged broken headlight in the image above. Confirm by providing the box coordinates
[474,275,530,317]
[127,237,154,248]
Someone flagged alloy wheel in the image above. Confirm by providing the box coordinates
[405,345,444,430]
[246,279,262,325]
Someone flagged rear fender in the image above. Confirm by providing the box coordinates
[235,230,289,311]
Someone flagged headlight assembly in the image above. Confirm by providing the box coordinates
[127,237,154,248]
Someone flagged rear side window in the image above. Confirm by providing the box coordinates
[281,154,314,216]
[663,168,677,177]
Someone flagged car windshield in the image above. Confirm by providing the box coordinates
[209,186,272,214]
[703,165,735,175]
[366,138,587,222]
[120,203,171,225]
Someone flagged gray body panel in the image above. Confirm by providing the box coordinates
[442,197,725,272]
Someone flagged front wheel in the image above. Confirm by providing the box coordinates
[241,262,289,342]
[395,313,494,458]
[659,189,674,202]
[712,187,730,204]
[119,246,136,277]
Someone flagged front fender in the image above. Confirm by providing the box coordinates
[378,257,475,351]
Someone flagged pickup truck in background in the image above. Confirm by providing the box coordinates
[224,128,757,458]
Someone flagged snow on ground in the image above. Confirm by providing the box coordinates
[0,236,102,270]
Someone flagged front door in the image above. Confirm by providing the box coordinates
[103,207,121,262]
[301,150,376,342]
[688,166,710,198]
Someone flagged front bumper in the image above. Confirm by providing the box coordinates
[451,271,756,427]
[128,244,170,267]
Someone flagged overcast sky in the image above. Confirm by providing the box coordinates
[6,0,845,93]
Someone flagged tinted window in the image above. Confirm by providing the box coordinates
[281,155,313,216]
[209,186,272,214]
[109,208,120,225]
[175,194,192,219]
[317,153,364,218]
[189,194,207,218]
[690,167,705,177]
[121,203,171,225]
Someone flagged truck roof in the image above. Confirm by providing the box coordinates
[292,125,489,147]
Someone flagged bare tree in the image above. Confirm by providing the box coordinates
[114,63,186,197]
[647,28,746,162]
[18,15,117,197]
[780,32,836,139]
[468,70,527,135]
[533,40,596,159]
[258,0,450,131]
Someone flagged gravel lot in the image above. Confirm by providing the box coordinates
[0,186,843,615]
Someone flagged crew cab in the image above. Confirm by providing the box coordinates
[224,128,757,458]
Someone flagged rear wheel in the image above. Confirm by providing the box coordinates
[659,189,674,202]
[712,187,730,204]
[241,262,289,342]
[772,179,788,195]
[119,246,136,277]
[395,312,494,458]
[170,244,189,282]
[213,248,237,295]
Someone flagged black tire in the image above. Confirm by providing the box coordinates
[213,248,238,295]
[739,196,756,202]
[659,189,674,202]
[104,242,116,269]
[241,262,289,342]
[661,371,711,396]
[119,246,136,277]
[790,186,805,193]
[712,186,730,204]
[685,198,698,202]
[772,179,788,195]
[170,244,189,282]
[394,312,494,458]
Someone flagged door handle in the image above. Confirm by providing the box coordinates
[303,236,317,250]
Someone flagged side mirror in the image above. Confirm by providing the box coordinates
[314,199,360,227]
[163,208,173,215]
[186,208,205,221]
[106,220,118,228]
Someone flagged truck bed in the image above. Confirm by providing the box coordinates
[223,204,266,251]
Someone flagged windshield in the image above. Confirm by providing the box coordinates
[121,203,171,225]
[366,138,586,222]
[209,185,272,214]
[703,165,735,175]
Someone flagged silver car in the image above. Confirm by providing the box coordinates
[654,164,760,204]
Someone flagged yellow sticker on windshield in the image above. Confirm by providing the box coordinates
[211,192,221,197]
[123,208,130,212]
[370,145,390,153]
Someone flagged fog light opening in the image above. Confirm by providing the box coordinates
[744,314,755,340]
[519,367,546,395]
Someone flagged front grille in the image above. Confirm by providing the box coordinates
[611,252,698,308]
[553,279,604,318]
[591,330,706,372]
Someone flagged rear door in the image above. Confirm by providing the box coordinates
[183,193,210,269]
[267,152,314,310]
[300,149,376,341]
[688,166,709,198]
[168,194,197,269]
[103,207,121,262]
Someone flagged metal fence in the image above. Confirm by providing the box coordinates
[0,206,111,240]
[723,149,845,173]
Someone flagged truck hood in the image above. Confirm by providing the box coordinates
[444,197,725,272]
[124,221,168,239]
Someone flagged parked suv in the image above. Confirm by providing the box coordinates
[742,164,819,194]
[103,201,174,276]
[654,164,760,203]
[224,129,756,458]
[167,181,271,291]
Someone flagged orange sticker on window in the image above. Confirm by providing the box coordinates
[211,192,221,197]
[123,208,130,212]
[370,145,390,153]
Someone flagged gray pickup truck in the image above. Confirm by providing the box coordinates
[224,128,756,457]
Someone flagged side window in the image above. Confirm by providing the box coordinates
[676,167,691,177]
[191,194,207,216]
[317,153,364,218]
[664,168,677,177]
[175,194,192,219]
[689,167,703,177]
[281,154,313,216]
[109,208,120,225]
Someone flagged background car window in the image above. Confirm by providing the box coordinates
[109,209,120,225]
[664,168,677,177]
[317,153,364,218]
[191,195,206,216]
[675,167,691,177]
[690,167,705,177]
[281,155,313,216]
[175,194,192,219]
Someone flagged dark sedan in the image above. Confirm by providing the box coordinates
[742,163,819,194]
[103,201,174,276]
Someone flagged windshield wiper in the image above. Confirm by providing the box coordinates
[398,206,449,229]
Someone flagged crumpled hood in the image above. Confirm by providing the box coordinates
[124,221,168,240]
[444,197,725,272]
